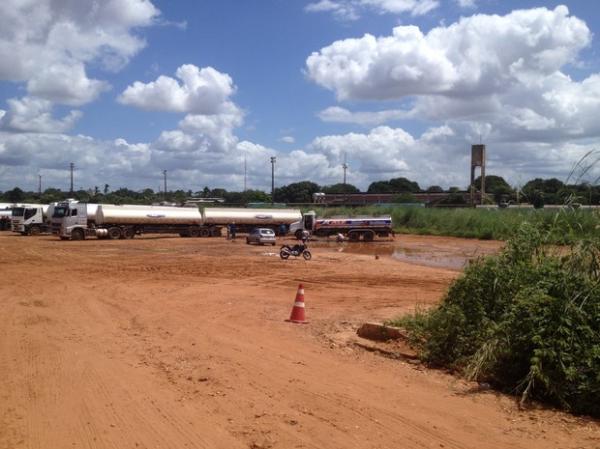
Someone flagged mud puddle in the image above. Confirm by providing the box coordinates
[319,238,500,271]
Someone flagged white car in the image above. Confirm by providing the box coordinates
[246,228,276,245]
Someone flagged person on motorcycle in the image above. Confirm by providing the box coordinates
[292,230,310,254]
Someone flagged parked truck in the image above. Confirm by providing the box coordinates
[55,203,302,240]
[0,208,11,231]
[10,203,59,235]
[289,211,393,242]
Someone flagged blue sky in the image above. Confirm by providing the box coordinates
[1,0,600,192]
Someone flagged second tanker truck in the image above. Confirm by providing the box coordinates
[54,202,302,240]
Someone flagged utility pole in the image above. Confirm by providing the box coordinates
[69,162,74,194]
[342,152,348,185]
[38,174,42,196]
[163,170,168,200]
[270,156,276,204]
[244,155,247,192]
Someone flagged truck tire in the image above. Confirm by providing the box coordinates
[200,229,210,237]
[363,231,374,242]
[122,227,135,239]
[348,231,360,242]
[189,228,200,238]
[107,227,122,240]
[71,228,85,241]
[29,225,41,236]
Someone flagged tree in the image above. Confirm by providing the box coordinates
[522,178,565,204]
[426,185,444,193]
[321,183,360,194]
[473,175,514,203]
[273,181,320,203]
[103,184,110,194]
[367,177,420,193]
[7,187,25,203]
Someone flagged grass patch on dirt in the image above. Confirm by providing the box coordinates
[388,221,600,416]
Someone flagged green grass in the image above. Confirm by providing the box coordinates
[388,222,600,416]
[312,206,600,244]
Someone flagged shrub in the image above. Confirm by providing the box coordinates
[391,222,600,416]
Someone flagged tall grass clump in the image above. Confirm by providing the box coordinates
[391,221,600,416]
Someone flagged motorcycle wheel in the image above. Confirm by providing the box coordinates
[280,250,290,260]
[302,250,312,261]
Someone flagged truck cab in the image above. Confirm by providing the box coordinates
[289,211,316,240]
[11,204,52,235]
[53,202,88,239]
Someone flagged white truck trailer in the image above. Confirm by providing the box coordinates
[55,203,302,240]
[289,211,393,242]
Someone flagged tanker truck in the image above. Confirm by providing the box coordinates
[55,203,208,240]
[56,203,302,240]
[0,208,11,231]
[289,211,393,242]
[11,203,59,235]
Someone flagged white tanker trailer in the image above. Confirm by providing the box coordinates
[202,208,302,234]
[56,203,301,240]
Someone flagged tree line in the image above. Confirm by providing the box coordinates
[1,176,598,206]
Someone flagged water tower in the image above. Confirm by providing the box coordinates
[470,144,486,206]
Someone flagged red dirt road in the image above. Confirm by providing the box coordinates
[0,233,598,449]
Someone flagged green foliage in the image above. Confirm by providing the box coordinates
[367,177,421,193]
[391,222,600,416]
[392,193,419,203]
[273,181,320,203]
[321,183,360,194]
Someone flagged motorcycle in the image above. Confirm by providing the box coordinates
[280,243,312,260]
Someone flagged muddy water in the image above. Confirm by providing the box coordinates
[314,236,502,271]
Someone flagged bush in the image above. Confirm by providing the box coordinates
[391,222,600,416]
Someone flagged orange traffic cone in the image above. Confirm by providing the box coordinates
[286,284,308,324]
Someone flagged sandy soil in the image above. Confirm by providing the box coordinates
[0,232,598,449]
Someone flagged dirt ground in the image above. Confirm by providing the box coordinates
[0,232,598,449]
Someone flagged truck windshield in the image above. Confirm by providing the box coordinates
[11,207,25,217]
[25,208,37,220]
[53,206,68,218]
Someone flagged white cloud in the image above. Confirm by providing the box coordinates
[306,6,590,100]
[280,136,295,144]
[0,97,82,133]
[305,0,439,20]
[318,106,412,125]
[456,0,476,8]
[307,6,600,146]
[119,65,237,115]
[0,0,160,105]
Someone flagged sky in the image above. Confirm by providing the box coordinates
[1,0,600,193]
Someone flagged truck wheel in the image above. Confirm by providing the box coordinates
[71,229,85,241]
[122,227,135,239]
[363,232,374,242]
[200,229,210,237]
[189,228,200,238]
[107,227,122,240]
[29,225,41,236]
[348,232,359,242]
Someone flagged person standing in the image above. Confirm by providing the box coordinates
[230,222,237,240]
